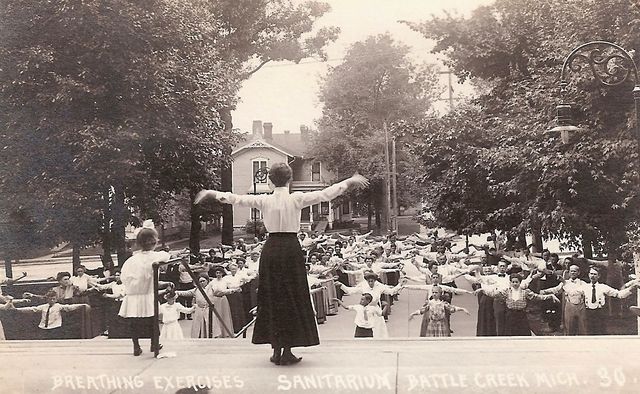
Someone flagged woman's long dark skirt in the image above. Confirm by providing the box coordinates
[252,233,319,348]
[476,293,497,336]
[505,308,531,336]
[227,291,246,333]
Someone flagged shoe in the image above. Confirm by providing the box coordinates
[133,347,142,356]
[150,343,163,352]
[279,356,302,366]
[187,316,192,320]
[270,355,281,365]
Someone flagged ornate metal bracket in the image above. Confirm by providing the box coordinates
[560,41,639,91]
[253,167,269,183]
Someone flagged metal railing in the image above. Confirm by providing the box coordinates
[233,306,257,339]
[151,257,234,357]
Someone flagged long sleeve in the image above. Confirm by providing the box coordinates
[175,288,196,298]
[381,283,402,295]
[440,285,471,295]
[540,282,564,295]
[60,304,88,313]
[296,179,350,207]
[602,284,633,299]
[16,306,40,313]
[404,284,431,291]
[216,192,266,209]
[524,289,548,302]
[481,286,503,298]
[520,276,534,290]
[340,283,360,296]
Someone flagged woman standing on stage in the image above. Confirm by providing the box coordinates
[195,163,368,365]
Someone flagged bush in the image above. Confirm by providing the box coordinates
[244,219,266,237]
[332,220,360,230]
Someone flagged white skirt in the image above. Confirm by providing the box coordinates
[119,292,155,318]
[160,321,184,340]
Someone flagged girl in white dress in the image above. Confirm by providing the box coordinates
[119,222,173,356]
[159,291,194,340]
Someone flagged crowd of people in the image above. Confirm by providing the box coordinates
[1,227,638,344]
[296,228,640,338]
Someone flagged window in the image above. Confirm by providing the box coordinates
[251,208,263,220]
[342,201,350,214]
[252,159,268,183]
[311,162,321,182]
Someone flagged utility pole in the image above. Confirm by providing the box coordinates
[383,121,392,233]
[391,136,398,233]
[437,69,460,111]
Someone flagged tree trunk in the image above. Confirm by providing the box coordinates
[4,258,12,278]
[518,229,527,250]
[220,107,234,246]
[505,232,518,251]
[160,223,166,247]
[380,182,389,233]
[101,188,114,269]
[582,234,593,259]
[112,184,127,265]
[531,227,543,253]
[189,191,202,254]
[72,243,81,272]
[375,206,381,229]
[367,200,373,231]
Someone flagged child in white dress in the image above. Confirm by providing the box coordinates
[159,291,194,340]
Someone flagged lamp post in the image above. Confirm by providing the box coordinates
[550,41,640,332]
[252,167,269,237]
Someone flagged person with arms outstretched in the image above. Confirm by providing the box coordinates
[195,162,368,365]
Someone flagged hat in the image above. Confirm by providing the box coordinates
[363,271,378,280]
[211,266,227,276]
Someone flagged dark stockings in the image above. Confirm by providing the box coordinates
[129,317,150,354]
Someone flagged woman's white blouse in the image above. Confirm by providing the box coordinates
[216,181,350,233]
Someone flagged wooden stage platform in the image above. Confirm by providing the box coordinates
[1,336,639,393]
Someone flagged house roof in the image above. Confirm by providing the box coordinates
[232,132,310,158]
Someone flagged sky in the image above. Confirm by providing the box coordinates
[231,0,494,135]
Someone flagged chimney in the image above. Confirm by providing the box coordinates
[300,125,309,140]
[284,130,290,135]
[263,122,273,140]
[252,120,263,136]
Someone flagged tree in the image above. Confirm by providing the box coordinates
[0,1,239,266]
[402,0,640,253]
[311,33,439,231]
[204,0,340,245]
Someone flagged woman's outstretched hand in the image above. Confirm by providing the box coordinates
[194,190,217,204]
[349,173,369,190]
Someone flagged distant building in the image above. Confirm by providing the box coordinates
[231,120,352,232]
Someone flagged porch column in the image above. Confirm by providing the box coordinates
[328,200,333,229]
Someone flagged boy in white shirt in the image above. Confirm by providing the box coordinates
[334,293,381,337]
[13,290,88,339]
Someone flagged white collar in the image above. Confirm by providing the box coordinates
[273,187,289,194]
